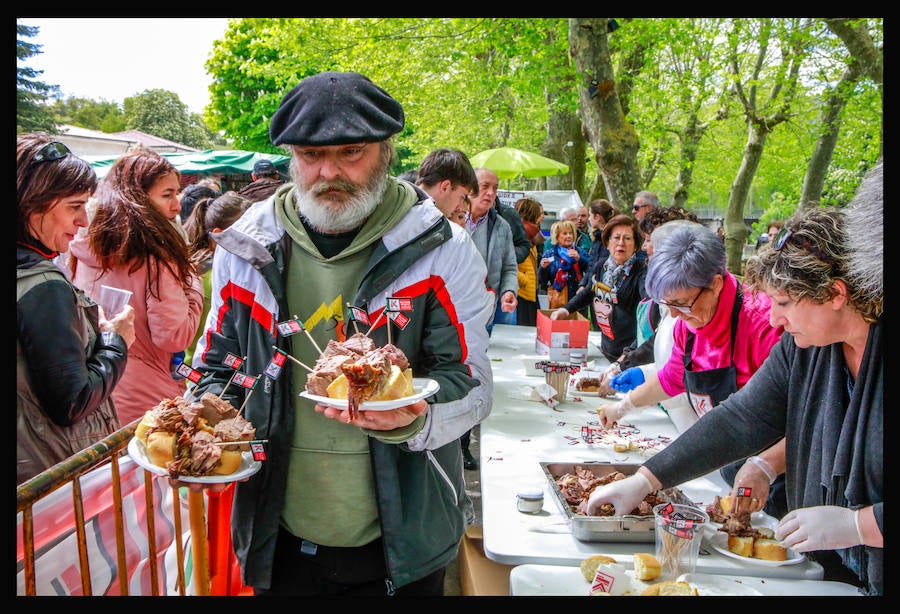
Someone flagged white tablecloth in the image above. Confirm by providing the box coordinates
[480,324,825,581]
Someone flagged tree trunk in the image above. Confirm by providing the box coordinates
[725,126,767,274]
[568,18,641,211]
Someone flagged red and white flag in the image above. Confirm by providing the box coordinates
[264,350,288,380]
[230,372,258,390]
[223,353,244,370]
[175,362,204,384]
[386,296,412,312]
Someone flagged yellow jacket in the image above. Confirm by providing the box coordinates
[517,244,538,302]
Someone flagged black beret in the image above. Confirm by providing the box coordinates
[269,72,404,147]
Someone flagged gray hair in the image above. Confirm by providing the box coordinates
[646,223,727,301]
[635,190,659,208]
[843,159,882,313]
[558,206,577,221]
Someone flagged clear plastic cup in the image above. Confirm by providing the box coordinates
[653,503,709,579]
[98,285,132,317]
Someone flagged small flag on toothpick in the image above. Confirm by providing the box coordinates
[175,362,204,384]
[388,310,410,330]
[223,353,245,370]
[348,304,370,326]
[250,441,267,461]
[265,349,288,380]
[386,296,413,312]
[277,318,304,336]
[231,371,258,390]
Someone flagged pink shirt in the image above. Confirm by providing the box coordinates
[69,234,204,425]
[657,272,783,397]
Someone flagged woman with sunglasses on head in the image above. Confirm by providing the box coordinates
[16,134,136,485]
[68,147,204,426]
[596,220,787,516]
[584,183,883,593]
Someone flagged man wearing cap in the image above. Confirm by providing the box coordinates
[190,71,494,596]
[237,158,286,203]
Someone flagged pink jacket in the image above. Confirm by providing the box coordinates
[657,272,783,397]
[69,233,204,425]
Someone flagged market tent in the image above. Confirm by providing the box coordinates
[84,149,290,179]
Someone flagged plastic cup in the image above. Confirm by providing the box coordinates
[544,368,569,399]
[653,503,709,579]
[98,285,132,317]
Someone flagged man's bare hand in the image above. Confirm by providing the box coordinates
[315,399,428,429]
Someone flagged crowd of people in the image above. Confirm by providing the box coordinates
[16,69,882,596]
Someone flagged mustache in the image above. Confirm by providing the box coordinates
[310,179,359,197]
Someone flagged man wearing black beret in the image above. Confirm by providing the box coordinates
[188,71,495,596]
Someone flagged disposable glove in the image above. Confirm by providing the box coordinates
[587,471,654,517]
[596,363,620,397]
[728,458,771,513]
[610,367,645,392]
[775,506,863,552]
[597,392,637,429]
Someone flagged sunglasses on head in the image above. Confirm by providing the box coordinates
[772,226,836,266]
[31,141,71,165]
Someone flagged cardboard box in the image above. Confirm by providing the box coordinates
[535,309,589,362]
[458,525,515,596]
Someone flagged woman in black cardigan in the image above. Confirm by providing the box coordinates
[550,214,646,362]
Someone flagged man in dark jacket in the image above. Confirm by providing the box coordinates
[190,71,495,596]
[237,159,286,203]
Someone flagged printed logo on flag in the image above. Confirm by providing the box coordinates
[223,353,244,369]
[736,486,752,498]
[348,306,370,326]
[386,296,412,312]
[277,319,303,336]
[175,362,204,384]
[251,442,267,461]
[388,311,410,329]
[265,351,288,379]
[590,568,614,594]
[231,372,257,389]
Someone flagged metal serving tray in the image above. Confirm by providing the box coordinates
[541,461,695,543]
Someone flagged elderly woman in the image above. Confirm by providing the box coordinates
[550,214,646,363]
[539,219,589,311]
[585,202,883,595]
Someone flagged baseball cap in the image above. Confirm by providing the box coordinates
[253,159,277,176]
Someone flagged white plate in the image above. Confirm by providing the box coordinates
[707,531,805,566]
[127,436,262,484]
[299,378,439,411]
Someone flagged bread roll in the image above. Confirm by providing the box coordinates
[632,552,661,581]
[326,366,414,401]
[145,431,176,468]
[134,410,157,442]
[756,526,775,539]
[213,449,244,475]
[753,538,787,561]
[580,554,618,581]
[641,581,699,596]
[727,535,755,558]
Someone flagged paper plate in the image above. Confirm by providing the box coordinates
[299,378,439,411]
[127,436,262,484]
[708,531,805,566]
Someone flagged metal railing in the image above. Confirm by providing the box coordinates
[16,421,189,596]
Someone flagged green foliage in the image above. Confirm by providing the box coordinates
[50,96,126,132]
[123,89,217,149]
[16,23,58,134]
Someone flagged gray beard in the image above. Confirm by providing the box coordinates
[294,172,388,233]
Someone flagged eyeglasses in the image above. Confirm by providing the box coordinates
[772,226,836,266]
[659,287,707,314]
[31,141,71,165]
[632,202,651,212]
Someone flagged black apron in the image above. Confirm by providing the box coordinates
[682,286,742,417]
[682,285,789,518]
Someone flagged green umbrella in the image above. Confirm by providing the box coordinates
[470,147,569,180]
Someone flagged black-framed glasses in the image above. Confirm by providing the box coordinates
[659,287,708,314]
[772,225,836,266]
[31,141,71,165]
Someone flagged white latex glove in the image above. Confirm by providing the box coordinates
[586,472,654,517]
[596,362,621,397]
[775,506,863,552]
[597,391,637,428]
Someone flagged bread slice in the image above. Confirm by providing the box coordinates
[753,538,788,561]
[719,494,734,516]
[756,526,775,539]
[632,552,661,581]
[641,581,698,596]
[326,366,414,401]
[727,534,755,558]
[580,554,618,581]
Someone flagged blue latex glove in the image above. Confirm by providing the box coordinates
[610,367,645,392]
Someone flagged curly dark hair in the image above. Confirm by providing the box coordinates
[639,205,699,237]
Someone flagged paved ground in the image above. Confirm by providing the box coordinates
[443,425,482,596]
